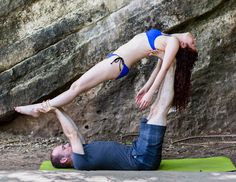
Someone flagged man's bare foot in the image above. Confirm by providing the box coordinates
[14,104,42,117]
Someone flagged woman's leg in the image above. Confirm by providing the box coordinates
[15,58,121,117]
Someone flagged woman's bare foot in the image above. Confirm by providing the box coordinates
[15,100,56,117]
[14,103,42,117]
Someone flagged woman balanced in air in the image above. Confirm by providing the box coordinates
[15,29,198,116]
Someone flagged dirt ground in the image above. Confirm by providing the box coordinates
[0,131,236,170]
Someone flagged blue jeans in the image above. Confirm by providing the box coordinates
[131,118,166,170]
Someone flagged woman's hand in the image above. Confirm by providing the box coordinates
[138,91,154,110]
[135,86,148,105]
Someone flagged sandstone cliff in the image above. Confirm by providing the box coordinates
[0,0,235,139]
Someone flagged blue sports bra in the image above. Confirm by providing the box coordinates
[146,29,168,50]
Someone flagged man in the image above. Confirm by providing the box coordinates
[44,62,176,170]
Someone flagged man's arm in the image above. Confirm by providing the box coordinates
[54,108,85,154]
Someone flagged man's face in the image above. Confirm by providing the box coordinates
[52,143,72,158]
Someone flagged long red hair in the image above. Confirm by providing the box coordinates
[173,47,198,111]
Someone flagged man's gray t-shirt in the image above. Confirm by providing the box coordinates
[72,118,166,170]
[72,141,138,170]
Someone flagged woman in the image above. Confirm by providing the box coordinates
[15,29,198,116]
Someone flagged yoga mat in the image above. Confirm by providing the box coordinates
[40,156,236,172]
[159,156,236,172]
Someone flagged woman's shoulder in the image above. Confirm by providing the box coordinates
[166,36,179,43]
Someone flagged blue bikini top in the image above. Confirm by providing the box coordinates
[146,29,165,50]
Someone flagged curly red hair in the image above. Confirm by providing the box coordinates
[173,47,198,111]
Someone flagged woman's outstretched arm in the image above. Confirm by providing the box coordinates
[143,59,163,90]
[138,37,179,110]
[135,59,162,104]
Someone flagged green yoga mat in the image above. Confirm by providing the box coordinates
[40,156,236,172]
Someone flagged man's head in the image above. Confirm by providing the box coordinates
[50,143,73,168]
[179,32,197,51]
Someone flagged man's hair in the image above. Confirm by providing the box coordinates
[173,46,198,111]
[50,150,70,168]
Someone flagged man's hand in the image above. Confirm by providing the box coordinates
[148,50,159,56]
[37,100,56,113]
[148,49,165,58]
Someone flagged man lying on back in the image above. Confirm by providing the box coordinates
[41,63,175,170]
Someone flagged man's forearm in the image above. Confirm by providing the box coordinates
[61,112,86,144]
[55,109,79,138]
[54,108,85,154]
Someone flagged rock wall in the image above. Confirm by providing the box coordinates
[0,0,235,139]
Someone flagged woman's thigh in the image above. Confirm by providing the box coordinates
[74,58,121,89]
